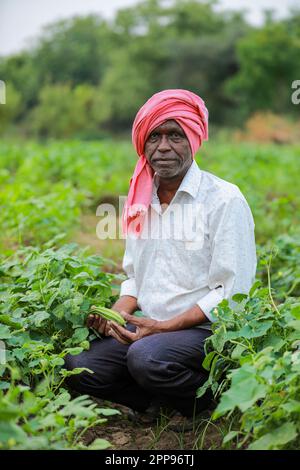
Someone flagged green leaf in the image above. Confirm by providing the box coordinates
[281,400,300,414]
[248,422,298,450]
[0,325,11,340]
[232,293,248,303]
[96,408,120,417]
[73,272,90,280]
[202,351,217,371]
[211,326,227,352]
[50,357,65,367]
[249,280,262,296]
[59,367,93,378]
[263,334,285,352]
[0,382,10,390]
[291,305,300,320]
[30,311,50,327]
[0,422,27,443]
[223,430,239,444]
[64,347,83,356]
[88,438,112,450]
[228,320,273,340]
[290,320,300,331]
[213,366,268,418]
[59,278,73,298]
[196,379,211,398]
[72,327,89,343]
[0,315,22,329]
[231,343,247,360]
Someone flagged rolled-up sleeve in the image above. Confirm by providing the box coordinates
[120,238,138,298]
[197,196,257,322]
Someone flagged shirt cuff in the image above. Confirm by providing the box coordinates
[196,286,224,323]
[120,278,137,298]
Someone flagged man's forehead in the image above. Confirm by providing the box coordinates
[152,119,184,132]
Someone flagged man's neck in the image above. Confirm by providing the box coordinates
[158,176,183,194]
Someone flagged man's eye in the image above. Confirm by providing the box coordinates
[170,132,181,139]
[149,132,159,140]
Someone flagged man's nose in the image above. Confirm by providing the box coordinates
[157,134,171,152]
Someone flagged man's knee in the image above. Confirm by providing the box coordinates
[127,339,199,391]
[64,352,79,371]
[126,341,154,387]
[126,340,170,390]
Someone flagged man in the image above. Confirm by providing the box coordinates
[65,89,257,425]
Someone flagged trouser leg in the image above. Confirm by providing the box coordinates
[126,328,212,417]
[64,324,155,412]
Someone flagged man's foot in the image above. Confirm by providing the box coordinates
[127,401,177,425]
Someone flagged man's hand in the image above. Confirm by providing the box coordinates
[87,303,208,341]
[86,297,137,337]
[87,310,133,337]
[107,311,160,344]
[87,313,111,336]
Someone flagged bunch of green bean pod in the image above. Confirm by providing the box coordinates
[90,305,126,326]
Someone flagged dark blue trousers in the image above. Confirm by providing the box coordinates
[64,323,212,417]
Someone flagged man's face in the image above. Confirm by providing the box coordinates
[144,119,192,179]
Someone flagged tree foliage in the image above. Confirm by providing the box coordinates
[0,0,299,137]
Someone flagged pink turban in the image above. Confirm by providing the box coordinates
[122,89,209,237]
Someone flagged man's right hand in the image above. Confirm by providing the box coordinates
[87,314,111,336]
[87,311,129,337]
[86,296,138,336]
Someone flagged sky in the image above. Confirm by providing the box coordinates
[0,0,299,56]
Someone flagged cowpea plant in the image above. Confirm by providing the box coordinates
[0,242,124,449]
[0,372,119,450]
[197,234,300,450]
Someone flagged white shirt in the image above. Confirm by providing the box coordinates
[120,160,257,330]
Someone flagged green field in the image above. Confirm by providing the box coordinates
[0,138,299,449]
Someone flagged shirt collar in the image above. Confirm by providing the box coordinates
[153,160,202,200]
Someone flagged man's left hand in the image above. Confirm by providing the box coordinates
[107,311,160,344]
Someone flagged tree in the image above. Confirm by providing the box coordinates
[0,83,22,132]
[225,14,300,117]
[31,15,112,87]
[100,0,249,127]
[28,84,107,138]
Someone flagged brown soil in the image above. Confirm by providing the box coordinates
[83,400,224,451]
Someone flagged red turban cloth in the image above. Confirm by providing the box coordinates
[122,89,209,237]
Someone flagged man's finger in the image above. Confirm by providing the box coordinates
[109,322,137,342]
[104,323,111,336]
[108,328,131,345]
[120,311,141,323]
[123,315,141,326]
[120,312,147,328]
[98,318,107,335]
[92,315,101,330]
[86,314,94,327]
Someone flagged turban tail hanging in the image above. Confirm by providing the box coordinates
[122,89,209,238]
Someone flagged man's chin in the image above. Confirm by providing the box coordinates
[155,168,180,179]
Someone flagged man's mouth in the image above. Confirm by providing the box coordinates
[152,159,177,165]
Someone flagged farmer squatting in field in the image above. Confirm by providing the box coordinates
[65,89,257,422]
